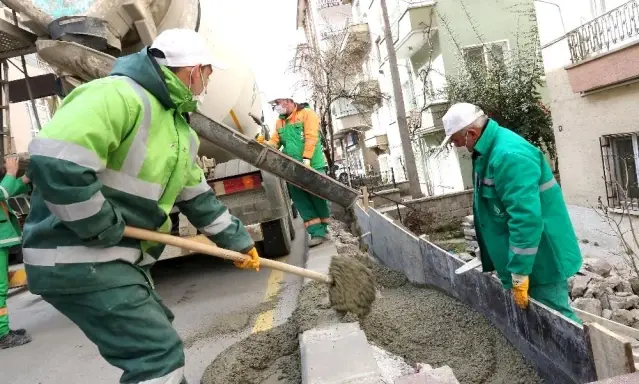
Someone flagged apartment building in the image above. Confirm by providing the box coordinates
[7,54,55,155]
[297,0,540,195]
[536,0,639,250]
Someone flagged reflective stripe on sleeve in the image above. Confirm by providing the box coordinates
[45,192,106,222]
[199,210,233,236]
[539,178,557,192]
[509,245,538,255]
[28,137,104,171]
[176,177,211,202]
[482,178,494,186]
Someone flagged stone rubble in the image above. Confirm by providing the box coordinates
[569,258,639,327]
[462,215,478,257]
[463,216,639,329]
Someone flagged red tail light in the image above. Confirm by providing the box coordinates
[210,173,263,196]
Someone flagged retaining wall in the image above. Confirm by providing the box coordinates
[384,190,474,231]
[355,203,597,384]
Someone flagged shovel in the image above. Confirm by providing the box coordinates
[123,226,332,284]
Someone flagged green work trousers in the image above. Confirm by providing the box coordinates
[529,280,581,324]
[0,248,8,337]
[288,182,330,239]
[43,284,187,384]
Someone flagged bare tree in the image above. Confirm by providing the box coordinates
[291,19,383,176]
[380,0,423,198]
[596,153,639,277]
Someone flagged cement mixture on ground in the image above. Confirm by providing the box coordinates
[202,220,543,384]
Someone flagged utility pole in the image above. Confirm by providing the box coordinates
[380,0,423,198]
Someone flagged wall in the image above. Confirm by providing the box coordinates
[386,189,473,230]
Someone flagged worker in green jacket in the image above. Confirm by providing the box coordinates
[440,102,582,323]
[0,156,32,349]
[257,96,330,247]
[24,29,259,384]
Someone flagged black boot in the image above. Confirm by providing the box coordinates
[10,329,26,335]
[0,330,32,349]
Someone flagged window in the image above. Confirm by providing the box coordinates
[462,40,509,69]
[601,133,639,209]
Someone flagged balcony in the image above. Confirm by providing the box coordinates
[331,98,372,139]
[564,0,639,94]
[365,134,389,151]
[340,21,370,59]
[317,0,343,10]
[410,100,449,135]
[379,1,437,62]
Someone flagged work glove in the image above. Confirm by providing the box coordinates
[234,247,260,271]
[303,158,312,168]
[512,274,530,309]
[256,135,265,144]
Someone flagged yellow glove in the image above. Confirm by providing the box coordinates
[234,247,260,271]
[256,135,265,144]
[512,274,529,309]
[303,158,312,168]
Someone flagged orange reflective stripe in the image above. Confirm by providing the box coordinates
[320,218,330,223]
[0,307,7,316]
[304,218,322,228]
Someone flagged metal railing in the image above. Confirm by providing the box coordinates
[332,98,361,119]
[567,0,639,63]
[316,0,343,10]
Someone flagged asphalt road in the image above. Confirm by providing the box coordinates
[0,218,306,384]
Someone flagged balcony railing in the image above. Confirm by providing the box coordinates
[567,0,639,63]
[317,0,343,10]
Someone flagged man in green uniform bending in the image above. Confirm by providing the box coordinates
[24,29,259,383]
[0,156,32,349]
[440,102,582,323]
[257,95,331,247]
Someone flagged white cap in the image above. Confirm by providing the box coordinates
[151,29,227,70]
[439,102,485,148]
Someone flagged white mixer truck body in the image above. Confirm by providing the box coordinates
[0,0,297,258]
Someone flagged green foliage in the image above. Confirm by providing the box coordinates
[445,54,555,159]
[440,1,556,159]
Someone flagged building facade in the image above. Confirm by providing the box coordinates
[536,0,639,251]
[297,0,541,195]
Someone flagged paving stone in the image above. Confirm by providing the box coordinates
[300,322,382,384]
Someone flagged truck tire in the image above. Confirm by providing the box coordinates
[261,217,292,258]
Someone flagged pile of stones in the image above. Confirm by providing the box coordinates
[570,258,639,327]
[462,215,478,256]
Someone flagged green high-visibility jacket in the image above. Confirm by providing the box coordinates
[24,47,254,294]
[0,174,29,248]
[473,119,582,288]
[268,103,327,170]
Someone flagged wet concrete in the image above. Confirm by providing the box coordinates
[203,221,543,384]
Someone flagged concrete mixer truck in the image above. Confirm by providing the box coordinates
[0,0,301,259]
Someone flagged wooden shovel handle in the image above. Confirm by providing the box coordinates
[123,226,332,284]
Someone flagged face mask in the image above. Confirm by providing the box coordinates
[188,67,208,107]
[275,105,287,115]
